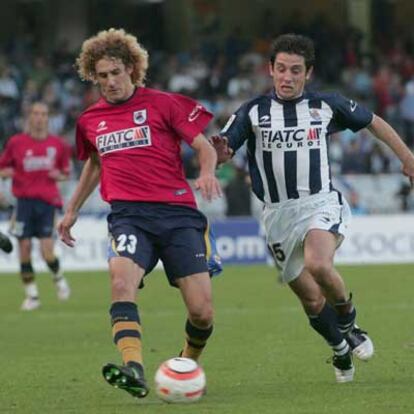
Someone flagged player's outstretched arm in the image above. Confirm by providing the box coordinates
[191,134,222,202]
[58,153,101,247]
[368,114,414,187]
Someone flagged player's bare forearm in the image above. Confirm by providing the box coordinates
[191,134,222,201]
[192,134,217,176]
[368,114,414,184]
[65,154,101,214]
[368,115,414,164]
[59,154,100,247]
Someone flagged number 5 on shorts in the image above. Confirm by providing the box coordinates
[269,242,286,262]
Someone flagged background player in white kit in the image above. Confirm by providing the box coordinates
[212,33,414,383]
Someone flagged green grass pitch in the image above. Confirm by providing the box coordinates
[1,264,414,413]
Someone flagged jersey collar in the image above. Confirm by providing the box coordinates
[270,88,305,104]
[103,86,139,106]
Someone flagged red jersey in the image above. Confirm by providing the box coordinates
[0,134,71,207]
[76,87,213,207]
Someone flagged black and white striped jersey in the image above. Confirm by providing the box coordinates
[221,90,373,204]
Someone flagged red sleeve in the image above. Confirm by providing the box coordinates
[167,94,213,145]
[76,118,96,160]
[56,139,72,175]
[0,138,15,169]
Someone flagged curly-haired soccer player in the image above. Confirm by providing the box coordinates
[58,28,222,398]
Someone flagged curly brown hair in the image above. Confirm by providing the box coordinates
[76,28,149,86]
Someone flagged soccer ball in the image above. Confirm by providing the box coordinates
[154,357,206,403]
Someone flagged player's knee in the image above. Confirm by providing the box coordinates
[19,243,31,260]
[301,295,325,314]
[111,275,133,297]
[188,304,214,328]
[305,259,333,280]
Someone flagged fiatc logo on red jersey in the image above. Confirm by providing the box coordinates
[96,126,151,155]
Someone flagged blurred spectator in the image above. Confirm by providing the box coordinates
[30,56,53,90]
[373,65,394,116]
[368,143,390,174]
[400,78,414,148]
[348,191,368,215]
[224,166,252,216]
[341,139,369,174]
[0,62,19,101]
[342,57,373,100]
[168,65,199,94]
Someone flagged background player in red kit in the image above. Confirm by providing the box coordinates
[0,102,71,310]
[58,28,222,399]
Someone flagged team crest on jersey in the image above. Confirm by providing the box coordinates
[309,109,321,122]
[133,109,147,125]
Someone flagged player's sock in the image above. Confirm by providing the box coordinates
[308,302,347,351]
[21,262,37,295]
[47,257,66,284]
[46,257,62,280]
[335,295,374,360]
[181,319,213,361]
[47,257,70,300]
[337,307,356,335]
[111,301,143,366]
[24,281,39,299]
[20,263,40,311]
[334,294,356,334]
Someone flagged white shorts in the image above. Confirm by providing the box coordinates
[262,192,351,284]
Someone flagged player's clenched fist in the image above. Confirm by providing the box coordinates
[209,135,233,164]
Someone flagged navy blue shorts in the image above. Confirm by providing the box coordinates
[12,198,57,239]
[107,201,222,286]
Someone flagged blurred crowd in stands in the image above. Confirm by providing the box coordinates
[0,18,413,214]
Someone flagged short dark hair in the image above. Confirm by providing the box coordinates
[270,34,315,70]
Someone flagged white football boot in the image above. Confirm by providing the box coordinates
[346,326,374,361]
[56,277,71,301]
[21,297,41,311]
[332,351,355,383]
